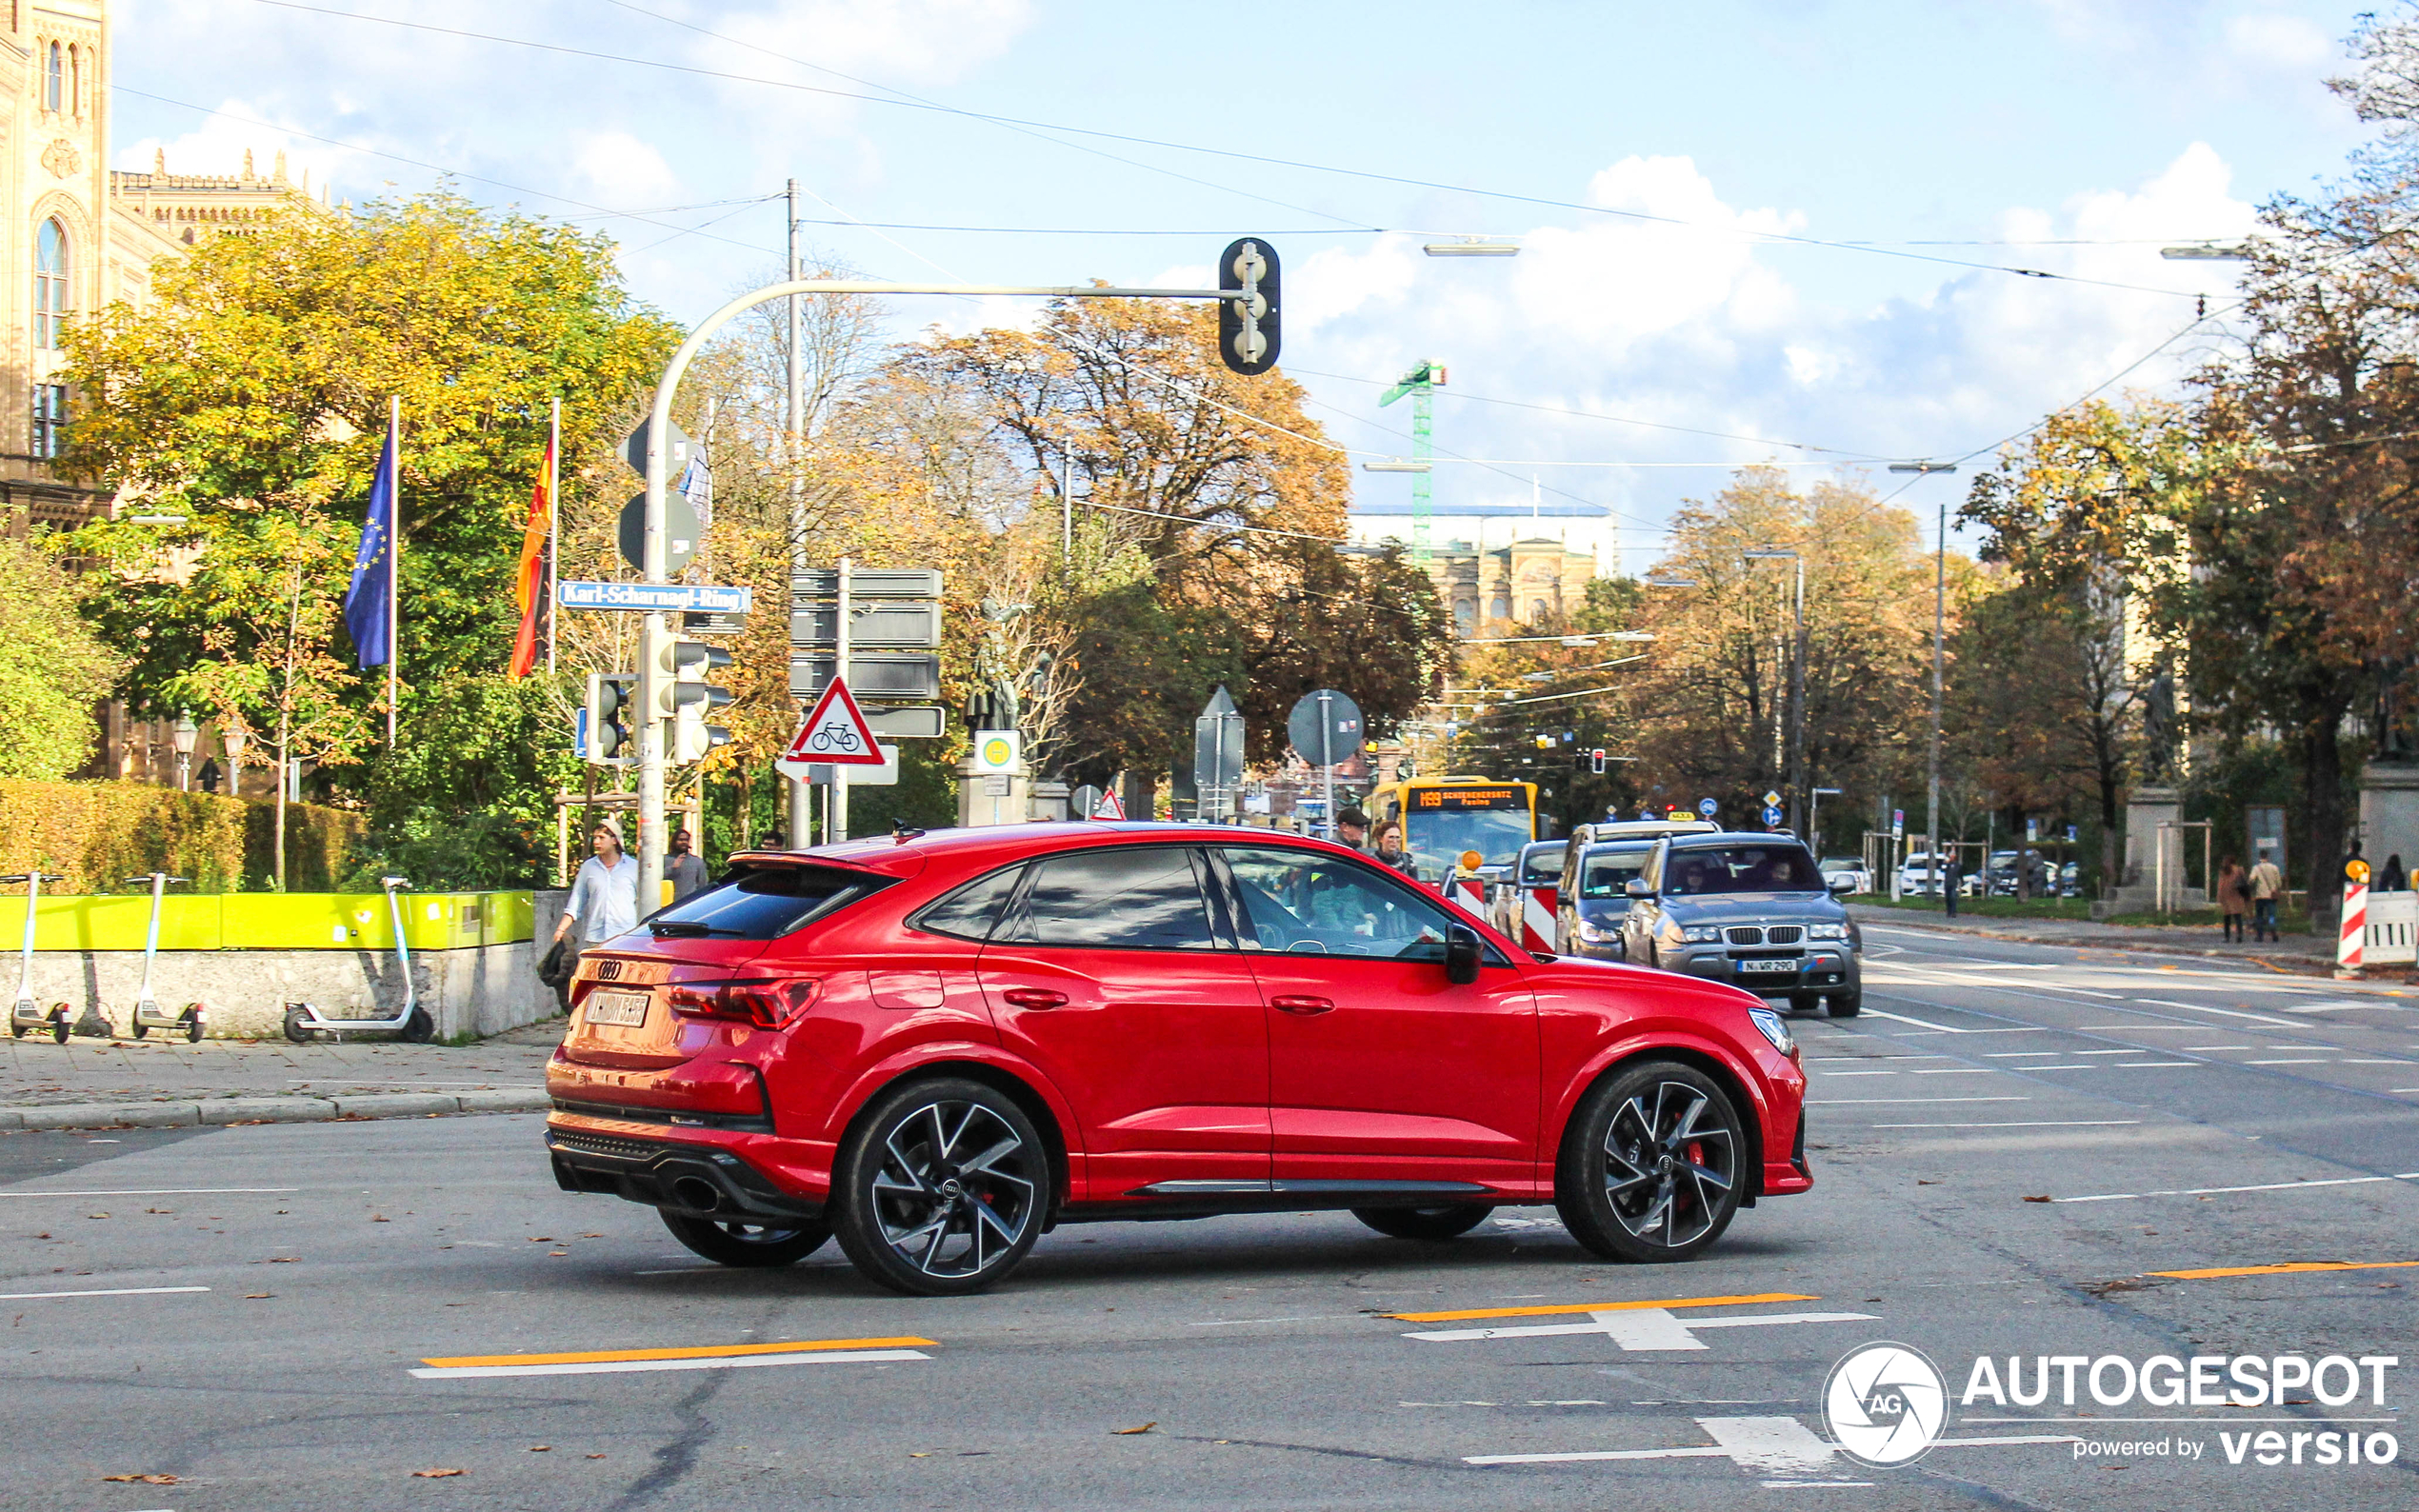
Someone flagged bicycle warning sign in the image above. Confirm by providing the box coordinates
[779,677,887,775]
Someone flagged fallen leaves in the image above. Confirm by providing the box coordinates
[412,1468,466,1479]
[528,1445,550,1453]
[86,1213,109,1221]
[101,1474,178,1484]
[242,1293,272,1300]
[1112,1422,1157,1435]
[2021,1195,2052,1204]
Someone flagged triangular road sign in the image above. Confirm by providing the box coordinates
[780,676,886,771]
[1091,788,1127,820]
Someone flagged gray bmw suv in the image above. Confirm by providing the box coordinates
[1617,831,1861,1015]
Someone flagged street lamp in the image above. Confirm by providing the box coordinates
[1742,548,1806,833]
[1887,465,1962,908]
[220,726,249,799]
[1360,459,1432,472]
[1423,239,1521,257]
[2159,243,2255,260]
[170,713,198,792]
[1643,575,1698,588]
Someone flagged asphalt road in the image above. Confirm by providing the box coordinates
[4,923,2416,1511]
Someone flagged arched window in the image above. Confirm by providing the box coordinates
[44,42,61,113]
[34,219,70,349]
[1453,600,1475,635]
[1530,598,1549,622]
[1489,593,1511,622]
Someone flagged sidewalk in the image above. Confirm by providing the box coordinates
[0,1018,563,1132]
[1847,904,2345,973]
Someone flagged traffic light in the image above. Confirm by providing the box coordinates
[583,673,636,766]
[1218,237,1280,375]
[1591,748,1608,774]
[654,636,733,765]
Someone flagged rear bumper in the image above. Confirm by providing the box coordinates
[545,1114,827,1224]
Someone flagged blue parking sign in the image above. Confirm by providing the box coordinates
[1697,798,1718,818]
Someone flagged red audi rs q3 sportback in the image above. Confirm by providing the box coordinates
[545,824,1810,1296]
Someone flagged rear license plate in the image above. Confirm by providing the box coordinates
[1737,958,1798,974]
[584,989,650,1027]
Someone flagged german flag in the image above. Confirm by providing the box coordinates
[508,436,553,678]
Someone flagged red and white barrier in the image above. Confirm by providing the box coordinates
[1448,874,1489,919]
[2337,881,2368,979]
[1520,885,1556,953]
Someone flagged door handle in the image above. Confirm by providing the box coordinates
[1271,994,1334,1015]
[1000,986,1069,1010]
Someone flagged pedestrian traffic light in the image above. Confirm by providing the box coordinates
[584,673,636,766]
[1218,237,1280,375]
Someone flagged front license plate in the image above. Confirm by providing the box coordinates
[1737,958,1798,974]
[584,989,650,1027]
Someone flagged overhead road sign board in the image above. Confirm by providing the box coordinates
[562,581,753,614]
[790,603,943,650]
[788,651,942,702]
[861,706,946,740]
[801,745,899,786]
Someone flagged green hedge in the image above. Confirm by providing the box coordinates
[0,779,366,892]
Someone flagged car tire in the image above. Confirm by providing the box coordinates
[660,1209,832,1267]
[832,1077,1048,1297]
[1351,1204,1494,1241]
[1827,991,1862,1018]
[1787,991,1822,1015]
[1554,1060,1745,1263]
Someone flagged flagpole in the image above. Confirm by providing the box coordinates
[387,394,400,752]
[546,396,560,676]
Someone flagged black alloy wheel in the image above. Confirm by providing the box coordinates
[832,1077,1047,1297]
[1556,1060,1745,1263]
[1352,1204,1495,1241]
[659,1209,831,1267]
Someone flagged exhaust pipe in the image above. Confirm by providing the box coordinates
[669,1175,723,1213]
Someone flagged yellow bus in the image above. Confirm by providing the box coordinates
[1364,776,1540,886]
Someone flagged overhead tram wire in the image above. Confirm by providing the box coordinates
[110,85,785,258]
[259,0,2210,303]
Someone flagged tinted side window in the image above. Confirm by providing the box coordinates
[1006,846,1220,951]
[1220,846,1460,961]
[910,864,1028,942]
[649,865,890,941]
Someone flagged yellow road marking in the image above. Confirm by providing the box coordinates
[420,1337,936,1369]
[1387,1291,1817,1323]
[2148,1261,2419,1281]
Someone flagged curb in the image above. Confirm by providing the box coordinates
[0,1089,550,1133]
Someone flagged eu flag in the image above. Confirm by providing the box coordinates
[343,423,396,667]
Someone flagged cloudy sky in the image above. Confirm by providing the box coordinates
[114,1,2373,563]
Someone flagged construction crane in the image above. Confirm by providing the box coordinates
[1377,360,1446,558]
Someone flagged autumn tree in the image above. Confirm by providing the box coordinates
[0,534,123,781]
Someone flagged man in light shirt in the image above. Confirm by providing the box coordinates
[2247,847,2285,943]
[555,820,641,949]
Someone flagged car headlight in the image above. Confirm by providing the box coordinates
[1748,1006,1795,1056]
[1676,925,1724,944]
[1806,923,1848,941]
[1575,920,1615,943]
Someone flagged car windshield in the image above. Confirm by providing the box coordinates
[1401,806,1533,882]
[1663,845,1823,895]
[1518,846,1566,885]
[1577,846,1651,899]
[647,864,890,940]
[1819,856,1860,872]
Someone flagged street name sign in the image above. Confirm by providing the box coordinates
[561,581,753,614]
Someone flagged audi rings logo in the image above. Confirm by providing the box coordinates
[1825,1343,1949,1466]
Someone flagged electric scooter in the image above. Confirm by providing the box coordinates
[122,873,204,1043]
[5,869,70,1044]
[282,876,432,1044]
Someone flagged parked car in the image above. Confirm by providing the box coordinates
[1983,848,2054,897]
[2058,861,2082,897]
[1897,851,1946,898]
[1817,855,1872,895]
[1556,840,1658,961]
[546,824,1813,1295]
[1621,832,1862,1016]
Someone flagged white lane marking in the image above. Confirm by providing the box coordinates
[1191,1315,1361,1326]
[0,1285,210,1301]
[2244,1058,2331,1064]
[1812,1071,1897,1077]
[1984,1052,2062,1058]
[1466,1415,2078,1466]
[1861,1007,1971,1031]
[1407,1308,1876,1350]
[2117,1062,2197,1067]
[2129,1000,2301,1026]
[1909,1068,1996,1074]
[2071,1049,2140,1055]
[1809,1096,2030,1104]
[2341,1059,2416,1064]
[0,1188,298,1199]
[2284,1002,2412,1013]
[2052,1172,2419,1204]
[410,1348,930,1379]
[1874,1121,2143,1129]
[2181,1044,2254,1050]
[1700,1415,1839,1474]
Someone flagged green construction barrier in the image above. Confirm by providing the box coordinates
[2,890,537,952]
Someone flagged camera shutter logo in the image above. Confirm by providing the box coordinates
[1824,1343,1949,1466]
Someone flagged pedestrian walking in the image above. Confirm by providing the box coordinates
[1942,848,1963,918]
[2216,855,2249,943]
[1370,819,1415,874]
[554,820,641,950]
[1336,807,1370,851]
[2248,847,2285,942]
[667,827,709,904]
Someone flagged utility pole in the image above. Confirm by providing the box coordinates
[1889,462,1958,901]
[785,179,810,848]
[1789,553,1807,834]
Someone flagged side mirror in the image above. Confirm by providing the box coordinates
[1444,925,1483,985]
[1625,878,1653,899]
[1829,874,1857,894]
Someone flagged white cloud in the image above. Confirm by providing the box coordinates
[2224,11,2336,73]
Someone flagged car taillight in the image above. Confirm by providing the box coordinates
[665,975,819,1027]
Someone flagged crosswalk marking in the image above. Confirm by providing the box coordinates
[1407,1306,1876,1351]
